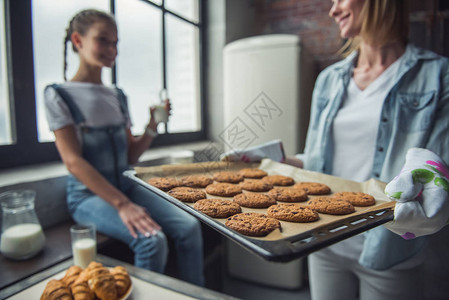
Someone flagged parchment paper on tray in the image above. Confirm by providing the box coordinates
[134,159,394,238]
[129,158,395,261]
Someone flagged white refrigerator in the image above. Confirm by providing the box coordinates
[223,34,314,156]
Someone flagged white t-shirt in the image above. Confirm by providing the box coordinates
[44,82,131,141]
[329,55,404,259]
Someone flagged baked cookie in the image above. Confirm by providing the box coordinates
[167,187,206,203]
[262,175,295,186]
[193,198,242,218]
[233,192,277,208]
[267,187,308,202]
[267,203,319,223]
[213,171,244,183]
[225,213,281,237]
[332,192,376,207]
[180,174,213,188]
[147,177,180,191]
[238,168,268,179]
[307,197,355,215]
[239,179,273,192]
[293,182,331,195]
[205,183,242,197]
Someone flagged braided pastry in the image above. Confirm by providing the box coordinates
[110,266,131,297]
[40,279,72,300]
[62,266,83,288]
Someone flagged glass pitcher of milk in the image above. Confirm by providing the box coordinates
[0,190,46,260]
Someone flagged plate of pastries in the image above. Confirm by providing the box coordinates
[40,261,132,300]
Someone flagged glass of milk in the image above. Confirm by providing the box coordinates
[70,223,96,268]
[0,190,46,260]
[154,88,169,124]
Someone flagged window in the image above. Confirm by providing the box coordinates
[0,0,11,145]
[0,0,204,169]
[33,0,202,141]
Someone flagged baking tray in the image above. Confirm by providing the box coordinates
[124,159,395,263]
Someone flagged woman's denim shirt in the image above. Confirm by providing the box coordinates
[301,44,449,270]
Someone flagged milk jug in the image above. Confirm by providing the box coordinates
[0,190,46,260]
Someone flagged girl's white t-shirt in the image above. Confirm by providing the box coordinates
[329,55,404,259]
[44,81,131,131]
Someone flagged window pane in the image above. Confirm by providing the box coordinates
[166,14,201,133]
[0,0,12,145]
[32,0,110,142]
[165,0,199,23]
[116,0,163,136]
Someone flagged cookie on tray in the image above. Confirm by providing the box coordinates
[213,171,244,183]
[332,192,376,207]
[147,177,180,191]
[167,187,206,203]
[179,174,213,188]
[293,182,331,195]
[238,168,268,179]
[307,197,355,215]
[261,175,295,186]
[225,212,281,237]
[239,179,273,192]
[233,192,277,208]
[193,198,242,218]
[205,183,242,197]
[267,187,308,202]
[267,203,319,223]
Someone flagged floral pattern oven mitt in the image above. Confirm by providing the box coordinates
[384,148,449,240]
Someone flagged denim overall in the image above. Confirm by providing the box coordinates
[50,84,131,211]
[50,84,204,286]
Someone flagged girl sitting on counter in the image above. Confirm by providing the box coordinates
[44,9,204,286]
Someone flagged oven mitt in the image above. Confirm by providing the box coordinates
[220,139,286,163]
[384,147,449,240]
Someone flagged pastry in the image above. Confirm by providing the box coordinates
[205,183,242,197]
[239,179,273,192]
[225,213,281,237]
[193,198,242,218]
[213,171,244,183]
[293,182,331,195]
[167,187,207,202]
[267,203,319,222]
[233,192,277,208]
[238,168,268,179]
[332,192,376,206]
[62,265,83,288]
[307,196,355,215]
[71,277,95,300]
[87,267,117,300]
[267,187,308,202]
[262,175,295,186]
[40,279,72,300]
[110,266,132,297]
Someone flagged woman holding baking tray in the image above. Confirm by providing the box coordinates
[284,0,449,299]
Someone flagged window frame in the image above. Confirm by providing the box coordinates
[0,0,206,169]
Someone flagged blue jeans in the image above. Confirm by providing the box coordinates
[69,178,205,286]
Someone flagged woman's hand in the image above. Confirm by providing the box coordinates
[117,201,162,238]
[384,148,449,239]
